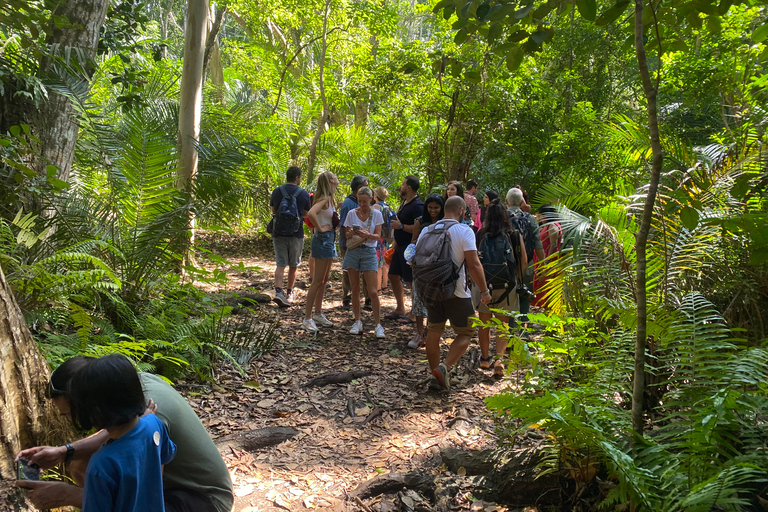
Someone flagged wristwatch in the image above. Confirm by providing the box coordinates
[63,443,75,463]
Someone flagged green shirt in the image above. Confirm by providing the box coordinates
[139,373,233,512]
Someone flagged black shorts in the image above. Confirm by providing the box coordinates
[426,296,475,337]
[388,245,412,282]
[164,489,218,512]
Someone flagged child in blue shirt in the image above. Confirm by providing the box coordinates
[68,354,176,512]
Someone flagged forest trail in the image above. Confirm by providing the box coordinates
[190,248,519,512]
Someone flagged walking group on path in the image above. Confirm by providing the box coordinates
[268,166,562,390]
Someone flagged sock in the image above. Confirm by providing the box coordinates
[275,287,282,294]
[286,288,292,295]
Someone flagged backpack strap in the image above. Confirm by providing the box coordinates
[291,186,302,199]
[280,185,289,199]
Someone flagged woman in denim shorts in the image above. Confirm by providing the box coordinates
[303,171,339,333]
[342,187,385,339]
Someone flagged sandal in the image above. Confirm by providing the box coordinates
[479,355,493,369]
[493,359,504,380]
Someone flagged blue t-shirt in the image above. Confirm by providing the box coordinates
[83,414,177,512]
[269,184,312,239]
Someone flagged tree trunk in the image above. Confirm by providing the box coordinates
[177,0,209,262]
[631,0,664,437]
[0,0,108,184]
[0,264,71,491]
[178,0,209,191]
[305,0,332,186]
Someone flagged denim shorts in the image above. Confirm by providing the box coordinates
[273,236,304,267]
[343,245,378,272]
[311,230,337,259]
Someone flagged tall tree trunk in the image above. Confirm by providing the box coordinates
[178,0,209,260]
[305,0,332,186]
[0,264,71,504]
[631,0,664,437]
[0,0,108,184]
[178,0,209,191]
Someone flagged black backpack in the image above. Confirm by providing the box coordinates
[508,209,535,263]
[478,232,520,305]
[412,220,461,307]
[273,185,303,236]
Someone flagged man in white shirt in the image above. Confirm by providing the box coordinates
[417,196,491,390]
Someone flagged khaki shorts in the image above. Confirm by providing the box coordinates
[426,296,476,337]
[472,284,520,315]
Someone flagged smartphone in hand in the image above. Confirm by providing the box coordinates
[17,459,40,481]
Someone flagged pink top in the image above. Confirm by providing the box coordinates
[464,192,480,221]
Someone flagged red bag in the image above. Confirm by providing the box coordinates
[384,247,394,265]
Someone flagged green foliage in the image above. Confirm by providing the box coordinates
[488,294,768,510]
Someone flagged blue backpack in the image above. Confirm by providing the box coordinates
[273,185,303,236]
[478,232,521,305]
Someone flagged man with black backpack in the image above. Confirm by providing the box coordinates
[270,166,311,307]
[505,188,545,327]
[412,196,491,391]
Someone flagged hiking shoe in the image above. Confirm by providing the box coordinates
[285,290,296,304]
[479,355,493,369]
[302,318,318,333]
[350,320,363,335]
[363,299,372,311]
[342,300,351,310]
[432,363,450,391]
[375,324,385,339]
[274,291,290,307]
[313,314,334,328]
[407,333,422,349]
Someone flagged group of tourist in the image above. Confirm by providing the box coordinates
[268,166,561,389]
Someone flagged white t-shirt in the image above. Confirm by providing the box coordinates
[343,208,384,248]
[417,220,477,298]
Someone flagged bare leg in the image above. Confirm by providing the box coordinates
[425,328,443,371]
[274,265,286,290]
[287,266,298,290]
[308,256,315,283]
[477,311,493,359]
[389,274,406,315]
[364,270,380,324]
[445,334,471,369]
[494,315,511,358]
[305,258,332,319]
[349,268,361,321]
[415,316,424,337]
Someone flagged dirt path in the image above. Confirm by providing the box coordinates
[188,253,516,512]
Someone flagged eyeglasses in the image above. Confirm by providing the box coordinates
[45,367,67,399]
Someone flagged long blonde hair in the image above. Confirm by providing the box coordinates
[313,171,337,206]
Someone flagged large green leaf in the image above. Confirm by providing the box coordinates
[575,0,597,21]
[595,0,631,26]
[752,22,768,43]
[679,206,699,230]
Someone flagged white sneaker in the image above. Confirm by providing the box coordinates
[407,333,422,349]
[349,320,363,335]
[302,318,318,333]
[375,324,385,339]
[312,314,334,328]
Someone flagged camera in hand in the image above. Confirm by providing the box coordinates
[516,283,536,303]
[17,459,40,481]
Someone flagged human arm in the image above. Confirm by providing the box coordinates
[308,198,332,233]
[15,430,109,469]
[410,219,421,243]
[15,480,84,509]
[465,250,491,304]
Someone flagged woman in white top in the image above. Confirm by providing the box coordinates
[303,171,339,333]
[342,187,385,338]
